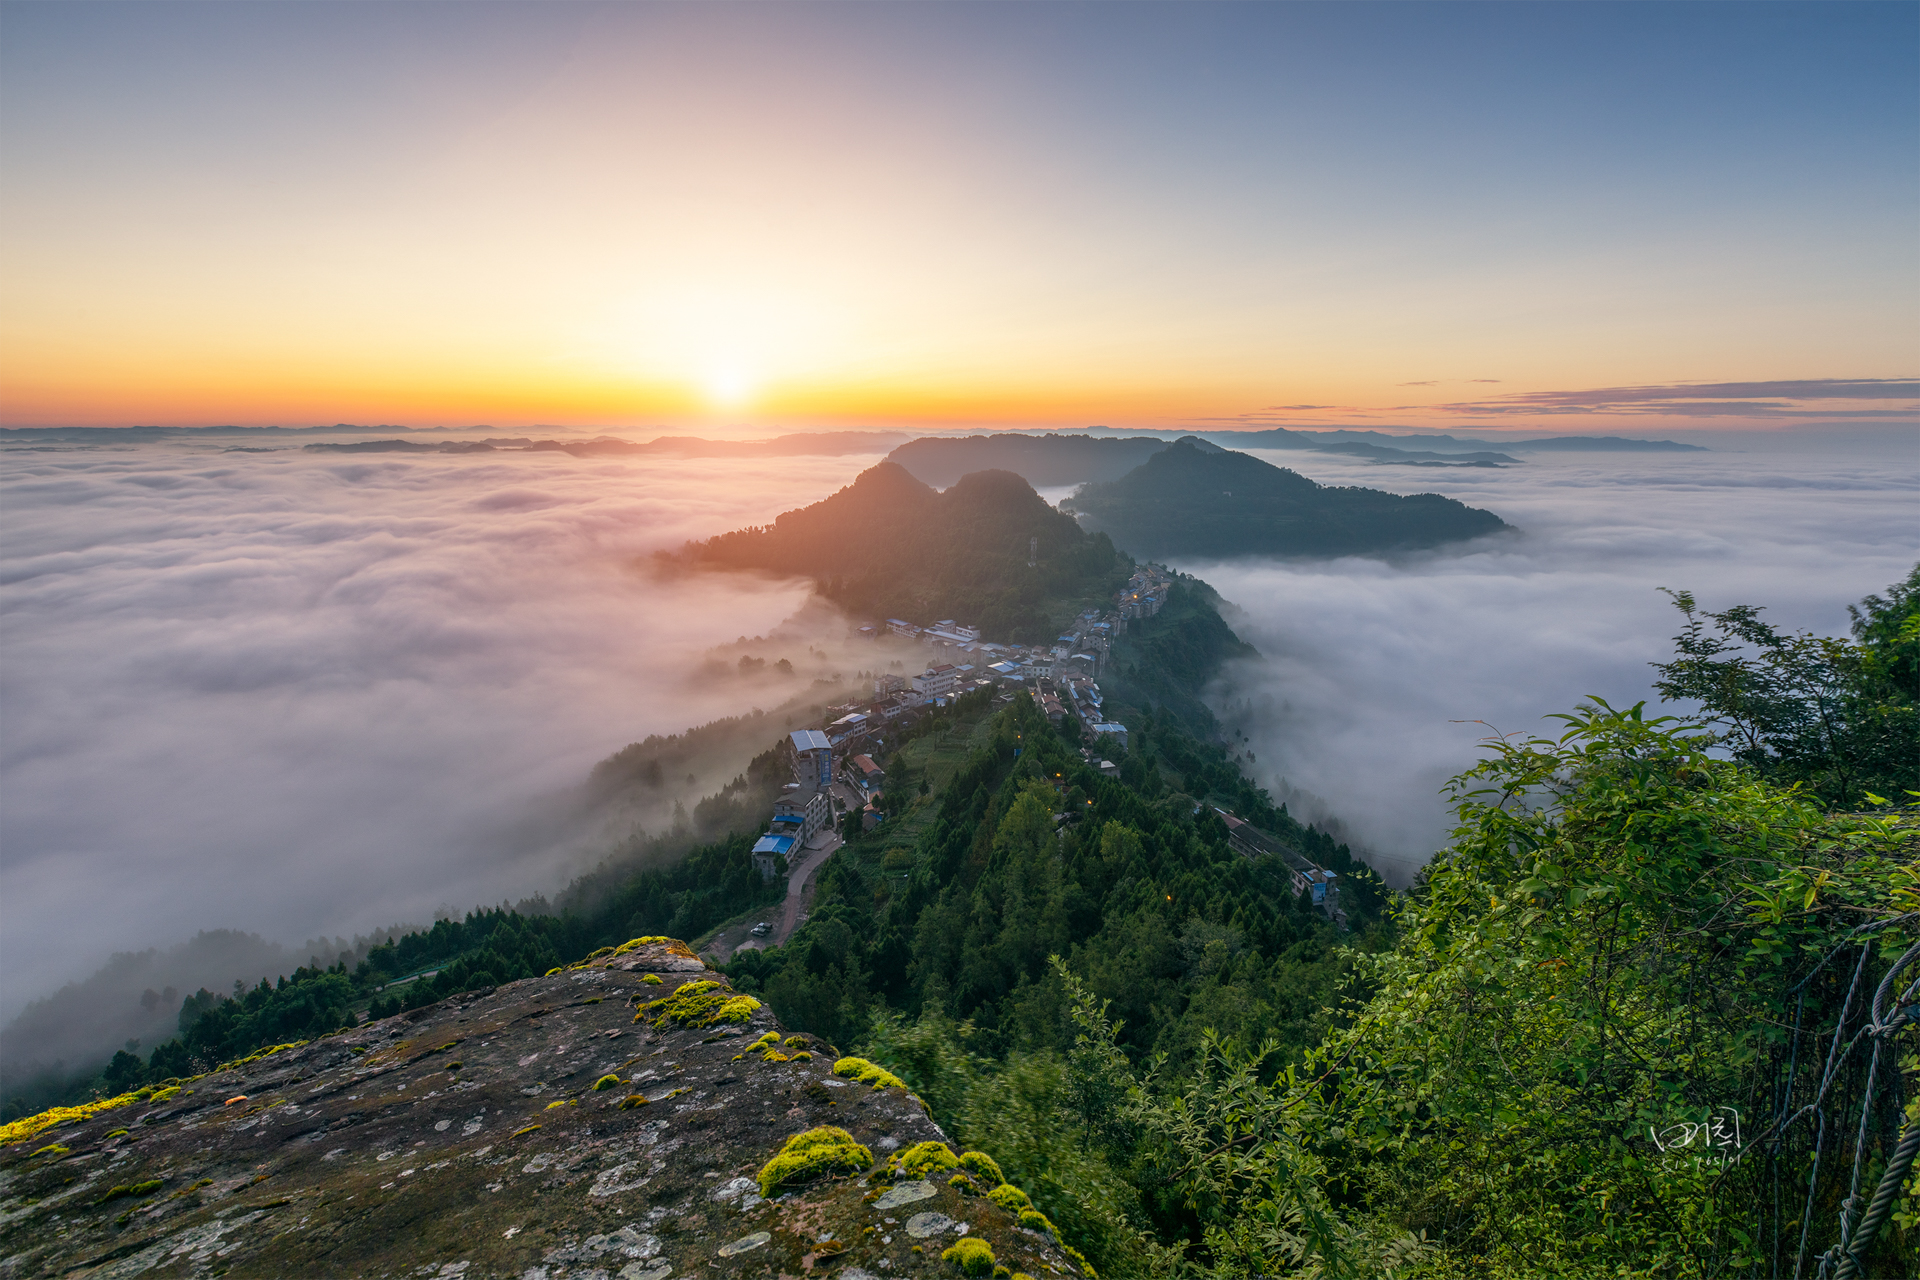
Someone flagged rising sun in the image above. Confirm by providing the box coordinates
[701,361,754,410]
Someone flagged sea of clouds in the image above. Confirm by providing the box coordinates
[1185,443,1918,885]
[0,443,887,1025]
[2,434,1912,1032]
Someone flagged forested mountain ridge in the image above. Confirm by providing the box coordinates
[1066,438,1510,559]
[671,462,1130,644]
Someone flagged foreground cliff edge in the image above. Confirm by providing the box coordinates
[0,939,1088,1280]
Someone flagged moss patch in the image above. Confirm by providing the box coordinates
[831,1056,906,1090]
[98,1179,162,1205]
[0,1090,148,1147]
[756,1125,873,1197]
[987,1183,1031,1212]
[894,1141,960,1179]
[216,1041,306,1072]
[1063,1244,1098,1277]
[942,1235,996,1275]
[591,1074,621,1091]
[637,979,762,1029]
[1017,1208,1057,1235]
[958,1150,1004,1185]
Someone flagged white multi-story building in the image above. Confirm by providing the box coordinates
[911,664,958,701]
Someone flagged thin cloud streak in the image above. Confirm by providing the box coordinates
[1427,377,1920,418]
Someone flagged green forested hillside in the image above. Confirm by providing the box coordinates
[1066,438,1509,559]
[675,461,1131,642]
[1104,574,1258,730]
[734,701,1915,1279]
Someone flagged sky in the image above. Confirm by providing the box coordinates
[1,1,1914,434]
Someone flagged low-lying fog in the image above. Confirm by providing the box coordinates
[1188,443,1917,885]
[0,444,891,1028]
[2,433,1911,1048]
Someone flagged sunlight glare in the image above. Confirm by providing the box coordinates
[702,361,754,410]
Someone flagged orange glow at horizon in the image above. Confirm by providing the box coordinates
[0,5,1912,437]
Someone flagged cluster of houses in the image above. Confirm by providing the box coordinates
[747,563,1337,919]
[748,575,1173,881]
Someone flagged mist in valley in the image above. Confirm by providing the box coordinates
[0,443,899,1078]
[1190,440,1918,884]
[3,430,1912,1091]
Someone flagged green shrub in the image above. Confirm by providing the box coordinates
[1018,1208,1057,1235]
[592,1074,621,1091]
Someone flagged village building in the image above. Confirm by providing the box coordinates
[845,753,885,796]
[789,728,834,790]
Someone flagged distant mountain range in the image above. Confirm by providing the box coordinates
[884,430,1703,488]
[1065,438,1510,559]
[300,431,911,458]
[3,423,1702,462]
[1193,427,1705,453]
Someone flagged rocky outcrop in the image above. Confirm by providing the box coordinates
[0,940,1088,1279]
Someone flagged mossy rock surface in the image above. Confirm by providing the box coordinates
[0,937,1087,1279]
